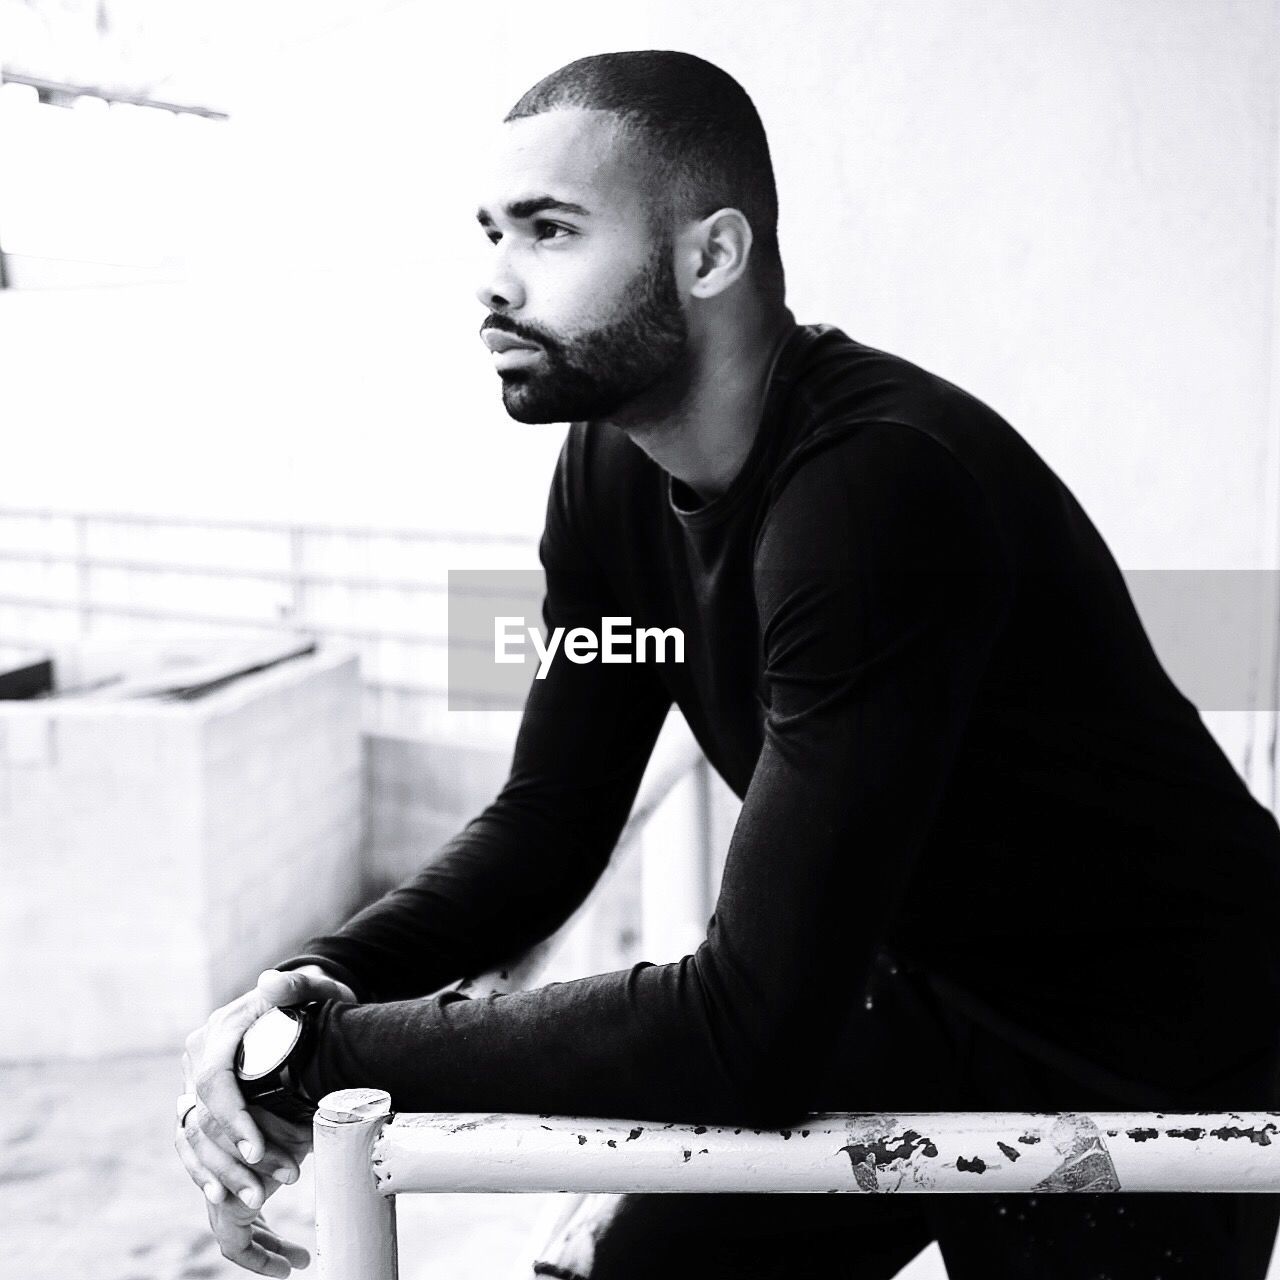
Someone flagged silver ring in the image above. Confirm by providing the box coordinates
[177,1093,199,1131]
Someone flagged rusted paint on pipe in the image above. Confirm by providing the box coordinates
[370,1111,1280,1196]
[1210,1123,1278,1144]
[1030,1115,1120,1193]
[839,1124,938,1192]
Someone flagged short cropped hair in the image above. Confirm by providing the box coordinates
[506,50,785,303]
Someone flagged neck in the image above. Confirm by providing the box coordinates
[603,306,796,503]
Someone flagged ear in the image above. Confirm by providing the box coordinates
[685,208,755,299]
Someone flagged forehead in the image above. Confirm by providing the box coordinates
[479,107,649,222]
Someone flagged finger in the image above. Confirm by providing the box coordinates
[252,1226,310,1269]
[182,1044,199,1097]
[187,1120,271,1209]
[208,1202,294,1278]
[194,1056,267,1165]
[191,989,280,1163]
[195,1107,301,1186]
[175,1117,229,1205]
[254,1107,315,1160]
[262,1154,300,1187]
[226,1241,291,1279]
[213,1217,292,1279]
[257,967,353,1007]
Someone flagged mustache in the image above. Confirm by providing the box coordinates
[480,315,558,350]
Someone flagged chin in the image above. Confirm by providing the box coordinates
[499,373,607,425]
[500,387,567,425]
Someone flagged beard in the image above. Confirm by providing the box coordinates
[481,237,690,425]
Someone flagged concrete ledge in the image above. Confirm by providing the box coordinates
[0,646,364,1059]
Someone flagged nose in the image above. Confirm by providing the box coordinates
[475,243,525,313]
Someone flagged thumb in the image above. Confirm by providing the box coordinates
[256,967,351,1007]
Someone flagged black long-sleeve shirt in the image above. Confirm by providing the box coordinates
[279,323,1280,1123]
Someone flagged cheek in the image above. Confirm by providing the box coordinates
[530,242,647,332]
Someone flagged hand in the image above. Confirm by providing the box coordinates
[203,1188,311,1277]
[175,1093,313,1215]
[177,966,357,1207]
[185,1106,314,1275]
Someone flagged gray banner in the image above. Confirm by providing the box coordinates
[448,568,1280,713]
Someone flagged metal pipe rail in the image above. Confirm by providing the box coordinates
[312,1090,1280,1280]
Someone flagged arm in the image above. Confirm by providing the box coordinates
[294,426,1013,1126]
[273,433,674,1003]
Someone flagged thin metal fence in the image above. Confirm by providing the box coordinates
[0,506,541,733]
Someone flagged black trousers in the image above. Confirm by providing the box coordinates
[530,958,1280,1279]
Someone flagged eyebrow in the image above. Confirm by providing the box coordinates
[475,196,592,226]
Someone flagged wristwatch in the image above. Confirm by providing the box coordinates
[234,1003,321,1124]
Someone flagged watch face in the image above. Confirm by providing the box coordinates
[235,1006,302,1081]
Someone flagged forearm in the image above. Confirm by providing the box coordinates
[300,952,794,1127]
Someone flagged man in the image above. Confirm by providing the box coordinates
[176,50,1280,1277]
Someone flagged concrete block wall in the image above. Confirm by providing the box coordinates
[363,733,513,896]
[201,650,365,1009]
[0,648,364,1060]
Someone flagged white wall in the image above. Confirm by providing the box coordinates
[2,0,1277,777]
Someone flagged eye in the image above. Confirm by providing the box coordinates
[533,220,571,242]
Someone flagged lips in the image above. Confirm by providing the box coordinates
[482,329,541,354]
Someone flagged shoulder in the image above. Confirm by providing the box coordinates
[751,421,1014,665]
[757,420,1007,576]
[777,326,1009,483]
[759,327,1023,571]
[784,325,987,423]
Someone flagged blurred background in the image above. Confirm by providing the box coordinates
[2,1,1279,1277]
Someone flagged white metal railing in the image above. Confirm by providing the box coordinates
[312,1098,1280,1280]
[311,1092,1280,1277]
[0,506,542,735]
[303,745,1280,1278]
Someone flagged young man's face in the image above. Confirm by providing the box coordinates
[475,107,690,424]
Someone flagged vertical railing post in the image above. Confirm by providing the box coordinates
[73,513,91,638]
[314,1088,397,1280]
[288,524,307,631]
